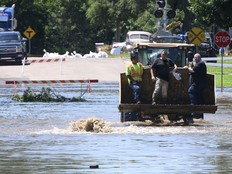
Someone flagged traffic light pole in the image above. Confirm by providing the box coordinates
[155,0,176,30]
[163,2,167,31]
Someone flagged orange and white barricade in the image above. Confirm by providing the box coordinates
[21,57,66,76]
[23,58,65,64]
[5,79,98,93]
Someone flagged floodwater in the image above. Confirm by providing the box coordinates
[0,82,232,174]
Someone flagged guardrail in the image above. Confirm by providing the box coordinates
[202,57,232,61]
[202,56,232,67]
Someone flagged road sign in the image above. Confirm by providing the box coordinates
[162,19,168,24]
[188,27,205,45]
[23,26,36,40]
[214,31,231,48]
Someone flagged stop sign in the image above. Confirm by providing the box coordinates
[214,31,231,47]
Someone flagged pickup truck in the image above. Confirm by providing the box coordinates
[0,31,27,63]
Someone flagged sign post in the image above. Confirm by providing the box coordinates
[214,31,231,92]
[23,26,36,55]
[22,26,36,76]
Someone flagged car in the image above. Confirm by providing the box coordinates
[0,31,27,63]
[110,31,152,55]
[126,31,152,45]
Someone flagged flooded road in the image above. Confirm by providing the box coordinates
[0,83,232,173]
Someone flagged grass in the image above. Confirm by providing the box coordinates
[217,60,232,64]
[108,52,130,58]
[207,65,232,88]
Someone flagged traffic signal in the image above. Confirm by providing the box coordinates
[167,10,176,19]
[154,0,176,19]
[154,9,163,18]
[157,0,166,8]
[154,0,166,18]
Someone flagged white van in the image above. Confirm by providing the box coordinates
[126,31,152,45]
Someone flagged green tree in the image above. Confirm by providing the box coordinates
[188,0,232,30]
[86,0,115,44]
[167,0,195,33]
[87,0,158,42]
[2,0,231,55]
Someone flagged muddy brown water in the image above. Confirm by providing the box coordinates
[0,83,232,173]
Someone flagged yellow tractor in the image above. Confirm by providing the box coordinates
[118,43,217,124]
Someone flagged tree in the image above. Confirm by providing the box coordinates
[2,0,231,55]
[40,0,96,54]
[188,0,232,30]
[86,0,115,44]
[87,0,158,42]
[166,0,195,33]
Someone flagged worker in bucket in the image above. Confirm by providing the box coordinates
[150,49,177,105]
[184,53,207,121]
[126,50,143,104]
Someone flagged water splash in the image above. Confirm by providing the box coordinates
[67,117,221,135]
[69,117,112,133]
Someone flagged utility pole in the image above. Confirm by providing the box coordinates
[112,0,120,42]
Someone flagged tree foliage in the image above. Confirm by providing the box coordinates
[1,0,231,55]
[188,0,232,30]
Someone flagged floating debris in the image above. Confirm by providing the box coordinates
[89,165,99,169]
[12,87,86,102]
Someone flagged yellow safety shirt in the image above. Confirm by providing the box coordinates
[126,63,143,82]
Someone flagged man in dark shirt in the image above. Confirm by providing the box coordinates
[186,53,207,105]
[150,49,176,104]
[184,53,207,122]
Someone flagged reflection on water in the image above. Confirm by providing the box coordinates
[0,83,232,173]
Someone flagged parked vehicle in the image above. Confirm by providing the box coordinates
[118,42,217,124]
[110,31,152,55]
[197,32,217,58]
[126,31,152,45]
[0,31,27,62]
[153,29,217,62]
[0,4,17,31]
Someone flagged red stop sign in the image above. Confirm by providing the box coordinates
[214,31,231,47]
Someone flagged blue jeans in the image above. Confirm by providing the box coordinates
[129,81,142,103]
[188,85,205,120]
[188,85,204,105]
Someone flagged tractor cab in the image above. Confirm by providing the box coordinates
[135,42,195,67]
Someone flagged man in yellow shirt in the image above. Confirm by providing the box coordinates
[126,50,143,104]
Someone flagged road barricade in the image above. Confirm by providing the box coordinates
[21,57,66,75]
[5,79,98,85]
[23,58,66,64]
[5,79,99,93]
